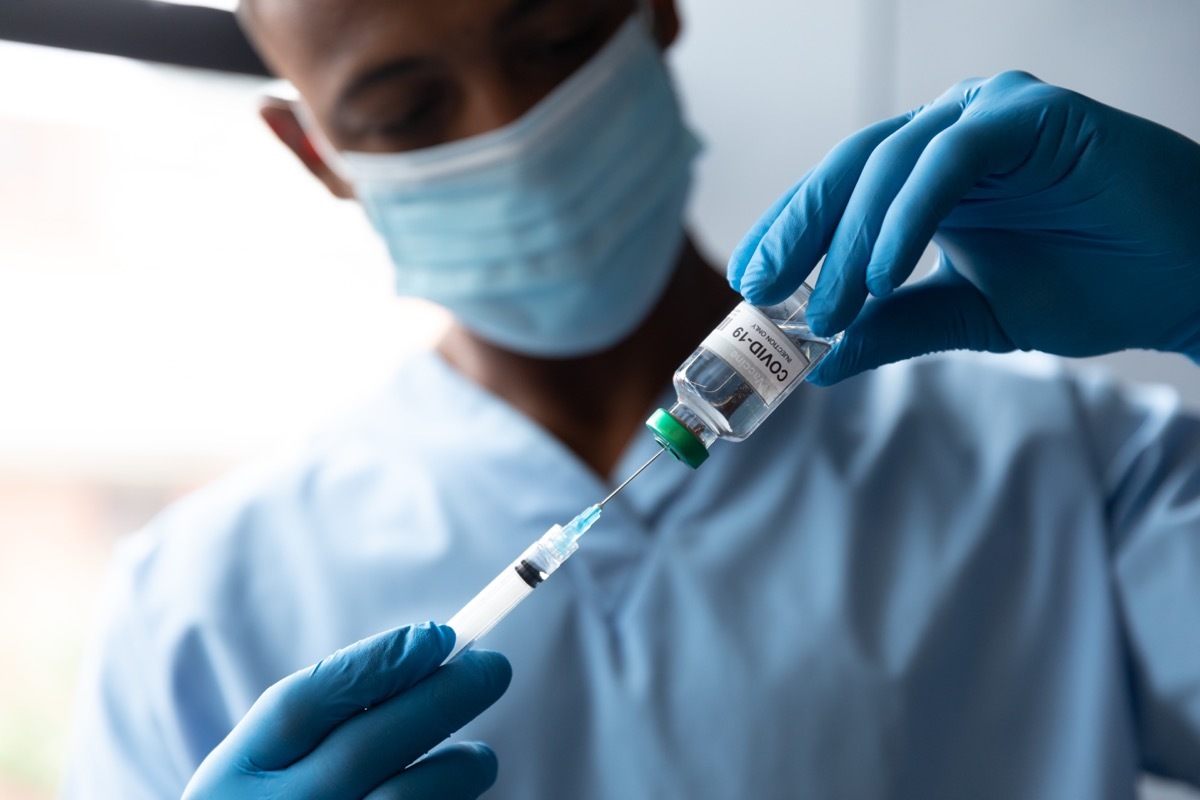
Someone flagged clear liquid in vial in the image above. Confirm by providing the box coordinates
[671,289,839,442]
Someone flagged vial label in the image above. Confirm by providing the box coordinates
[700,303,805,405]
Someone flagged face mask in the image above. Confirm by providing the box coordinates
[316,14,701,358]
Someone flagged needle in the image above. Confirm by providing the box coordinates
[599,448,664,508]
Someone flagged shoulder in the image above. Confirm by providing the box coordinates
[758,352,1188,485]
[111,351,460,664]
[806,350,1180,432]
[820,351,1086,414]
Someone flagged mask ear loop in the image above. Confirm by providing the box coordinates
[258,77,354,181]
[261,78,299,104]
[293,99,355,182]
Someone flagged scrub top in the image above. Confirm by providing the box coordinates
[61,350,1200,799]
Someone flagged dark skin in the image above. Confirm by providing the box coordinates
[241,0,737,476]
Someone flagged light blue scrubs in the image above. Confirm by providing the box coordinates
[62,350,1200,798]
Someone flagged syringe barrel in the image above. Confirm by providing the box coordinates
[442,525,567,662]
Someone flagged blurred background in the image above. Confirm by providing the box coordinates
[0,0,1197,797]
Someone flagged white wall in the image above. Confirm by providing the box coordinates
[670,0,1200,408]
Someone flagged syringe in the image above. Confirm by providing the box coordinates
[443,449,663,662]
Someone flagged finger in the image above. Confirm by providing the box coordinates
[866,83,1040,297]
[363,743,499,800]
[733,113,912,307]
[807,270,1014,385]
[230,623,454,770]
[726,173,807,291]
[290,650,512,798]
[808,99,967,336]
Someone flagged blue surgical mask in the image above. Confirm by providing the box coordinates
[318,15,701,358]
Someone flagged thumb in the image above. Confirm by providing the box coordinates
[808,271,1015,385]
[226,622,454,771]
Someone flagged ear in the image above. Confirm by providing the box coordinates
[646,0,681,49]
[258,96,355,200]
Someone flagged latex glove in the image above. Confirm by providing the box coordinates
[728,71,1200,385]
[182,623,511,799]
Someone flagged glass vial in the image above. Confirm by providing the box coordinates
[646,282,841,468]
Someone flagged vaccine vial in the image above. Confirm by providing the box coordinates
[646,282,841,468]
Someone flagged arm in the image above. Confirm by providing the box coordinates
[1075,373,1200,785]
[61,536,201,799]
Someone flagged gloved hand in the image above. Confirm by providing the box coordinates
[182,622,511,799]
[728,70,1200,385]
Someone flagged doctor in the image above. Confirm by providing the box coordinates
[64,0,1200,797]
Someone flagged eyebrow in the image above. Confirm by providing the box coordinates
[333,0,567,116]
[336,58,423,114]
[496,0,558,28]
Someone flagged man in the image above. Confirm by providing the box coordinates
[64,0,1200,797]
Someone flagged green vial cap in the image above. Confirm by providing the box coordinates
[646,408,709,469]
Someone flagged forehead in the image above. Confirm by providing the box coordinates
[244,0,618,111]
[247,0,491,52]
[244,0,474,84]
[246,0,612,68]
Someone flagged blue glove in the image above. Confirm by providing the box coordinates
[728,71,1200,385]
[182,623,511,799]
